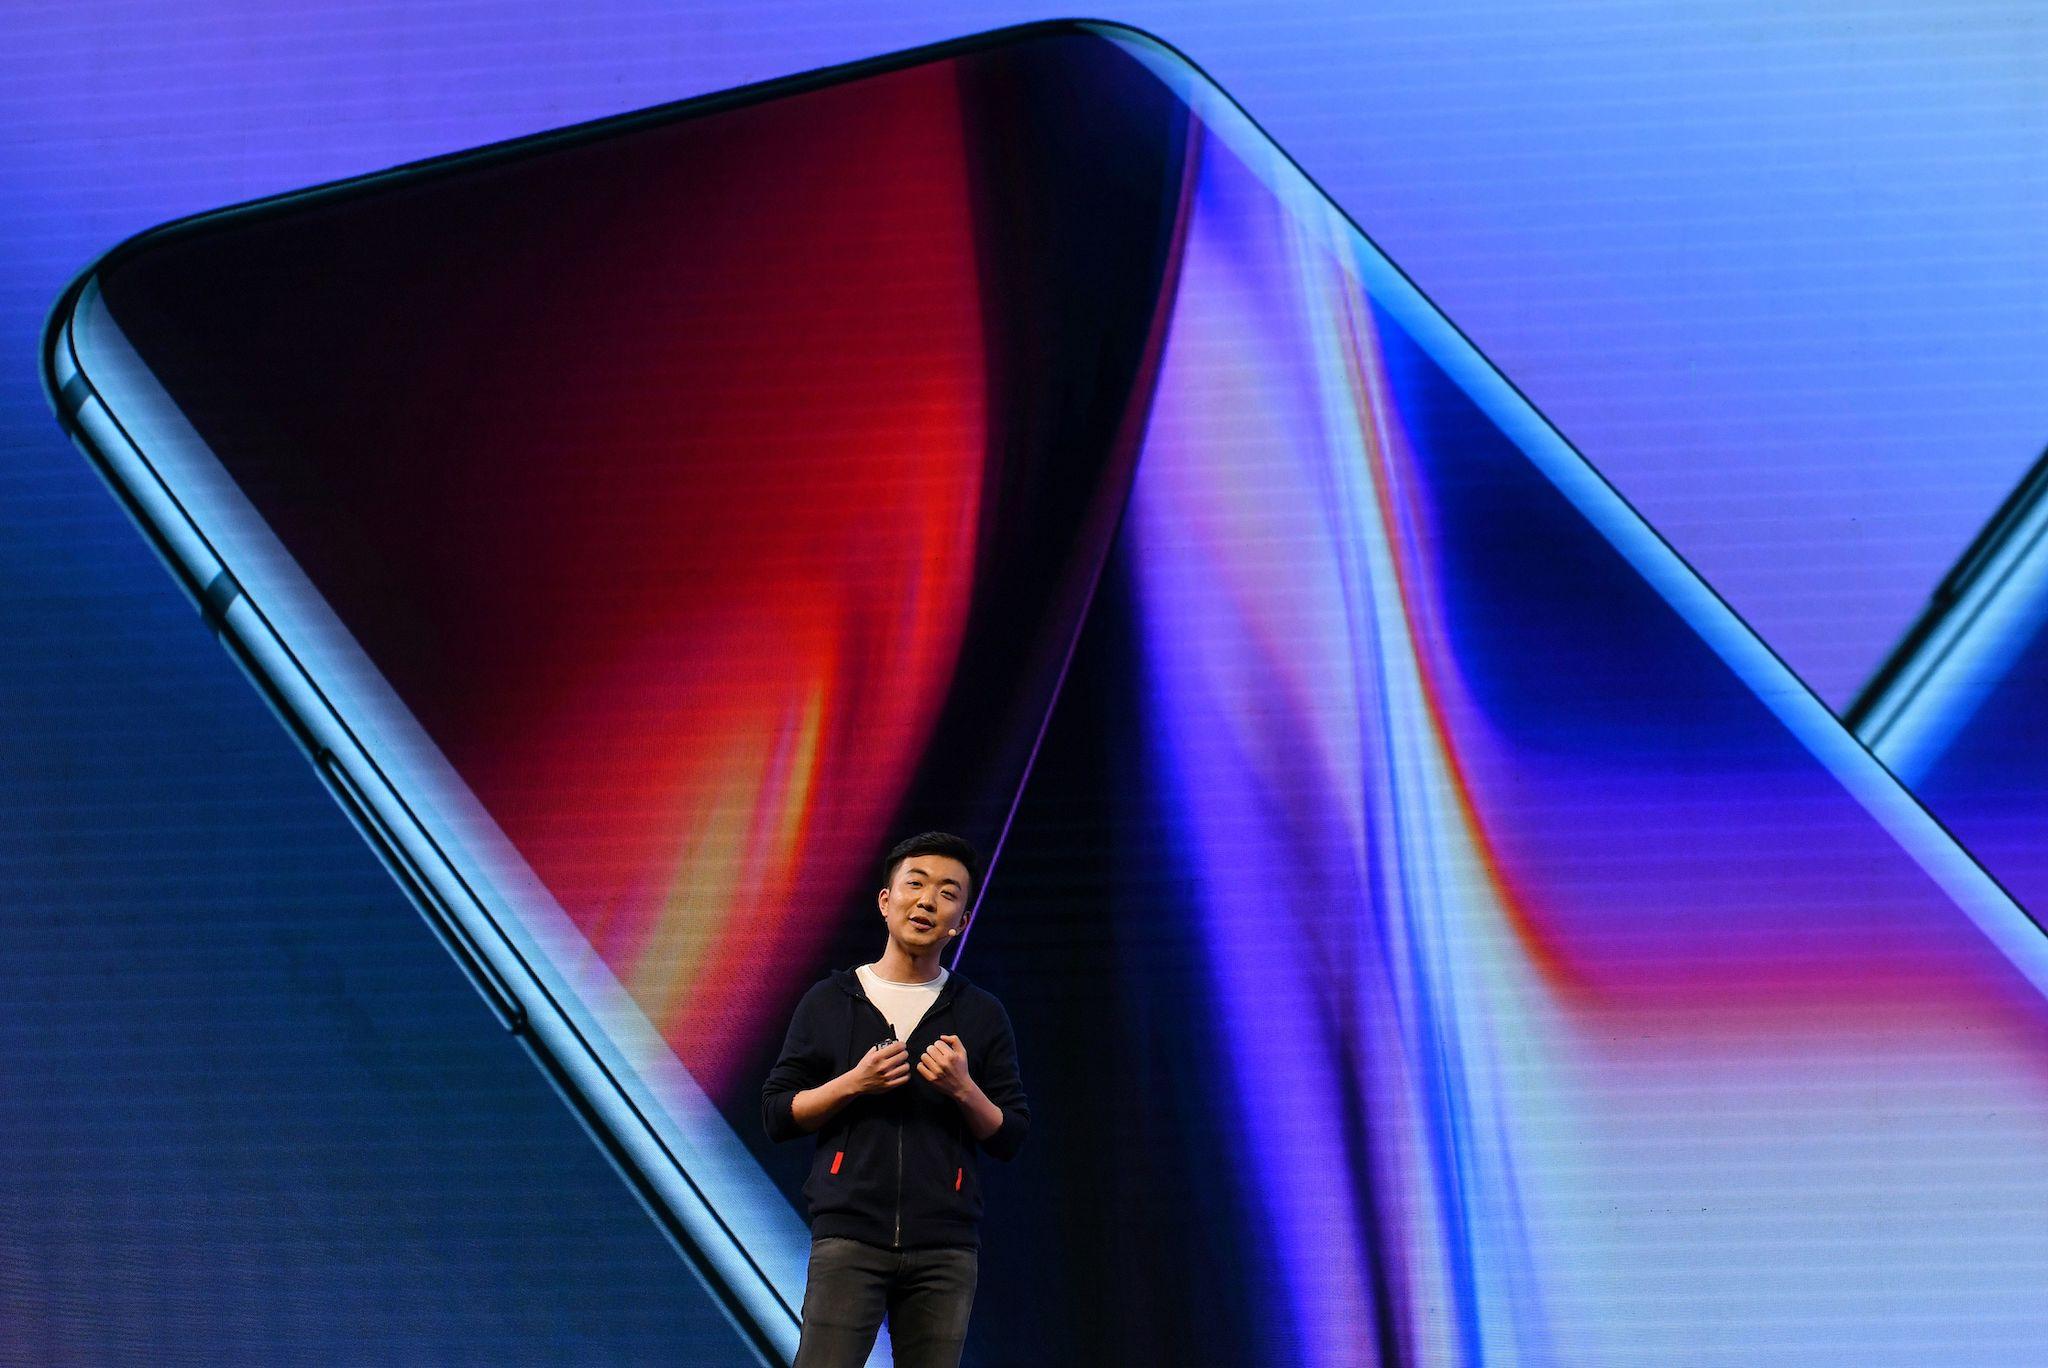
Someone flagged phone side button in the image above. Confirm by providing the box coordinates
[316,752,526,1033]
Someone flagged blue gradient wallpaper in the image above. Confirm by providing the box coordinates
[5,4,2048,1365]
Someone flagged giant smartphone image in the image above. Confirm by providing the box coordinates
[44,20,2048,1366]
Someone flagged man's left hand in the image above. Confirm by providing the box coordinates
[918,1034,972,1098]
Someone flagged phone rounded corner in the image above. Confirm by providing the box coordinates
[38,266,100,432]
[1067,18,1227,97]
[41,211,189,433]
[1068,17,1190,64]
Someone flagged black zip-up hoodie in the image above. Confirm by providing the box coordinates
[761,967,1028,1251]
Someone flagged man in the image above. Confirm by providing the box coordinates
[762,832,1030,1368]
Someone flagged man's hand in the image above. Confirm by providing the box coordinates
[849,1039,911,1095]
[921,1034,1004,1141]
[917,1034,972,1099]
[790,1040,909,1131]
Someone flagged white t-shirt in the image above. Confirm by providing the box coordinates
[856,963,948,1042]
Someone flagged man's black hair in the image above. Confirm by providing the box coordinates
[881,831,981,898]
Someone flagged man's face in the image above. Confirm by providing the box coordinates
[877,854,971,951]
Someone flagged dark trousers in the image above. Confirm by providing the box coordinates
[792,1235,978,1368]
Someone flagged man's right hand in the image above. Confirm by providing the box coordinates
[790,1039,910,1131]
[847,1039,911,1095]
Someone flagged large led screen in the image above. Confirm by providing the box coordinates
[34,19,2048,1366]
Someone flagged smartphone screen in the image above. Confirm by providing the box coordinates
[57,22,2048,1365]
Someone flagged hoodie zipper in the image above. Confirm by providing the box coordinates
[854,989,905,1249]
[846,972,956,1251]
[891,1008,907,1250]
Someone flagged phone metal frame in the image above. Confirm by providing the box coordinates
[1848,445,2048,783]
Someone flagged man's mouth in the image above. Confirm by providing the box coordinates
[909,914,935,931]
